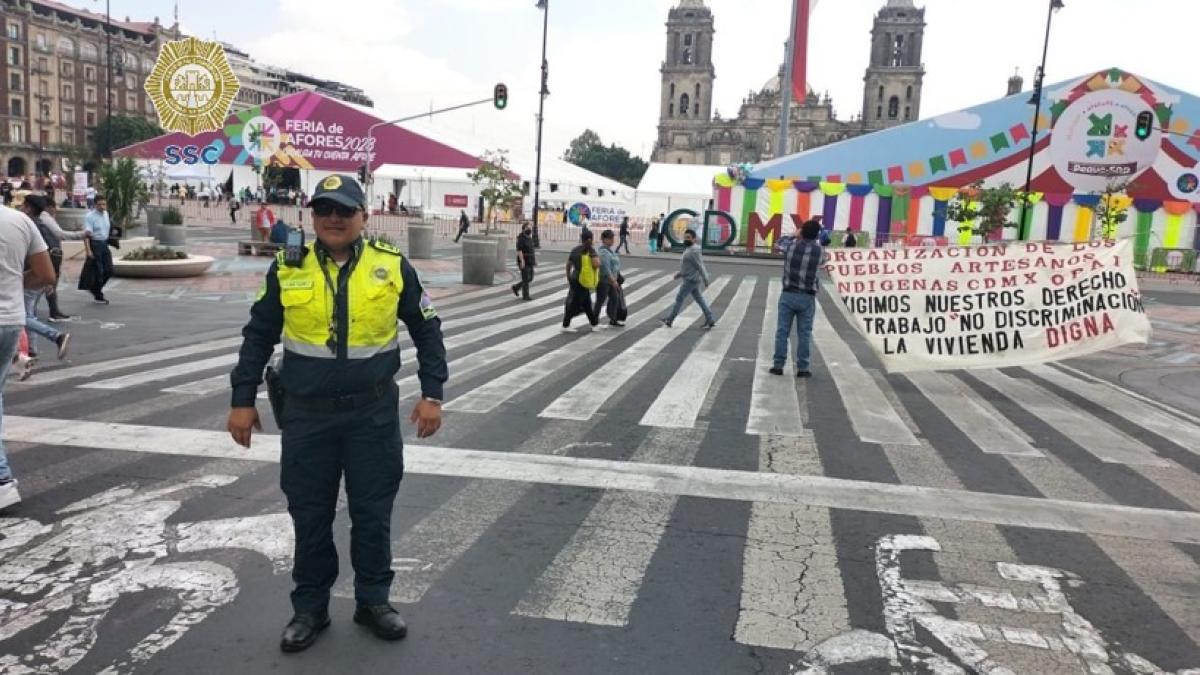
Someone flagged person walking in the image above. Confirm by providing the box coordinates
[511,222,536,301]
[656,213,667,252]
[454,210,470,242]
[229,195,241,224]
[227,173,448,653]
[80,195,113,305]
[0,203,57,510]
[770,219,827,378]
[18,197,72,359]
[594,229,624,327]
[660,229,716,329]
[24,197,81,321]
[648,217,659,254]
[617,217,631,254]
[562,230,600,333]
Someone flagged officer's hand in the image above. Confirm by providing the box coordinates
[409,399,442,439]
[228,406,262,448]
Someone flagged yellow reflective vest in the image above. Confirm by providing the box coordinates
[275,242,404,359]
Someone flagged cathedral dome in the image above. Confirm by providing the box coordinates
[760,71,815,97]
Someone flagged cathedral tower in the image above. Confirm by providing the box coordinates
[862,0,926,129]
[651,0,716,164]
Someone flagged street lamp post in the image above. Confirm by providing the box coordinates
[531,0,550,248]
[104,0,112,159]
[1018,0,1064,240]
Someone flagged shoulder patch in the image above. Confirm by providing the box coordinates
[419,291,438,320]
[369,239,403,256]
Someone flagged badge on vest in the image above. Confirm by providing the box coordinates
[419,291,437,320]
[373,266,389,281]
[279,278,314,290]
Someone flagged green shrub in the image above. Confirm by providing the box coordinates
[161,207,183,225]
[123,246,188,261]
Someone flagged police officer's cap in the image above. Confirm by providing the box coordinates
[311,174,365,210]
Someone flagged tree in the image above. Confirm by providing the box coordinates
[1094,180,1131,241]
[468,150,523,233]
[94,114,165,158]
[97,157,149,230]
[945,181,1022,242]
[563,129,648,188]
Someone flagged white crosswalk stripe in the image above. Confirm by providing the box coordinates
[746,279,810,437]
[905,371,1043,457]
[639,277,757,429]
[533,276,733,421]
[812,300,920,446]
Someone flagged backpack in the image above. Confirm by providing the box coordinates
[577,252,599,290]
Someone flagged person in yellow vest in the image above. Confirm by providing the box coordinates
[226,174,447,653]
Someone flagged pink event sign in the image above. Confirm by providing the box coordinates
[116,91,484,173]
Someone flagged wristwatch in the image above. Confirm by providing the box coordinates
[421,396,443,406]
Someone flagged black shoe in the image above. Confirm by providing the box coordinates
[523,295,532,301]
[280,612,330,653]
[769,367,784,376]
[93,296,109,305]
[353,604,408,641]
[512,285,520,297]
[797,370,812,378]
[48,314,72,323]
[659,318,673,328]
[703,321,717,330]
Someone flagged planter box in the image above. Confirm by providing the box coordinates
[62,236,155,260]
[461,237,496,286]
[486,232,509,273]
[157,224,187,247]
[113,254,215,278]
[407,224,434,259]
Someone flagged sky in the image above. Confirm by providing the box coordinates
[95,0,1196,164]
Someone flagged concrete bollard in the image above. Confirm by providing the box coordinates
[55,208,88,232]
[486,232,509,273]
[407,223,434,259]
[144,205,164,239]
[461,236,497,286]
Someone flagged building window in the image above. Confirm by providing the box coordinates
[126,74,136,90]
[10,99,24,117]
[694,103,699,116]
[9,74,21,92]
[669,83,675,98]
[7,46,21,67]
[145,98,154,113]
[669,103,674,117]
[62,61,74,77]
[85,129,94,145]
[878,85,884,101]
[81,42,99,61]
[682,47,692,65]
[10,123,24,144]
[906,85,913,101]
[904,106,911,120]
[876,105,883,119]
[85,111,96,127]
[85,67,95,82]
[127,94,137,110]
[695,83,700,98]
[38,80,48,97]
[891,35,904,67]
[62,84,73,100]
[63,128,75,145]
[37,57,48,74]
[36,33,47,51]
[85,88,96,104]
[6,23,19,40]
[888,96,899,119]
[62,105,74,121]
[680,93,690,117]
[57,36,74,56]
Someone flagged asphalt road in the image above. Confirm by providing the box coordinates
[1,233,1199,674]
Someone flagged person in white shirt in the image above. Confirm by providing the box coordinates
[0,205,56,509]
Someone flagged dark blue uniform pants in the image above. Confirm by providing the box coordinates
[280,391,403,614]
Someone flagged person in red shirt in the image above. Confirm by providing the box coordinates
[255,205,277,241]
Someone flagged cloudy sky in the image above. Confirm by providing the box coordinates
[102,0,1192,163]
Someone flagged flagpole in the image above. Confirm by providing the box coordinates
[777,0,798,160]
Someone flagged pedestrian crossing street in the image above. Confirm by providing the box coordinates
[7,266,1200,671]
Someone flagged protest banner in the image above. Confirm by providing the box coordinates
[825,239,1150,372]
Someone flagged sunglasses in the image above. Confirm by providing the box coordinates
[311,201,359,218]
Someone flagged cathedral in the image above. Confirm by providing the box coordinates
[651,0,928,166]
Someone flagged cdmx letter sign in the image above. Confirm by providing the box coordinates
[660,208,740,251]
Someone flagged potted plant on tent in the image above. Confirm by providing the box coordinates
[468,149,525,276]
[946,181,1022,244]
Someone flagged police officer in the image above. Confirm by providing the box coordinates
[227,174,447,653]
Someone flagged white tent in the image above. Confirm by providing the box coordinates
[635,162,724,218]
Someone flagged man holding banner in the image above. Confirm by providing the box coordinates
[771,219,826,378]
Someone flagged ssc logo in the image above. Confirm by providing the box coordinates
[144,36,240,136]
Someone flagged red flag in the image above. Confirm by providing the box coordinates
[790,0,811,103]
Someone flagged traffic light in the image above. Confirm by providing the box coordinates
[1135,111,1154,141]
[357,164,369,184]
[493,83,508,110]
